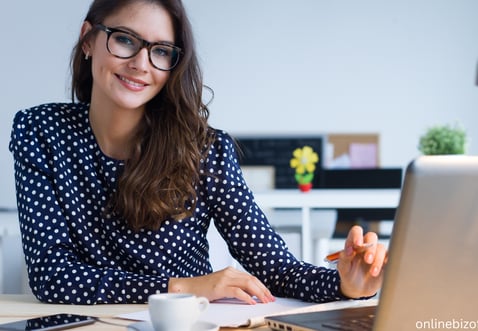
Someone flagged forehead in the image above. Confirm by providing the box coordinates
[103,2,175,42]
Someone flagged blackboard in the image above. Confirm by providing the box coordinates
[235,136,324,189]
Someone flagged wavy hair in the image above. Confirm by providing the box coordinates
[70,0,214,231]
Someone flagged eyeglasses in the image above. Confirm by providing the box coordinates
[95,24,181,71]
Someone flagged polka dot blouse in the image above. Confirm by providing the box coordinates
[9,103,345,304]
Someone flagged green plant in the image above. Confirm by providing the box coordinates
[418,123,467,155]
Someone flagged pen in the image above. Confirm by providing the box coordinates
[324,242,374,264]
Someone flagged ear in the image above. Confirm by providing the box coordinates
[80,21,94,57]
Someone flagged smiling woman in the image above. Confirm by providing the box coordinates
[8,0,387,305]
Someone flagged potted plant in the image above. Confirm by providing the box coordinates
[290,145,319,192]
[418,123,467,155]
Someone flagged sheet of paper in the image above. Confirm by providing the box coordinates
[116,297,379,328]
[349,143,378,168]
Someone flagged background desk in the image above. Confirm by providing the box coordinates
[253,189,401,262]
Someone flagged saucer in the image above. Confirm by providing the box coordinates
[127,320,219,331]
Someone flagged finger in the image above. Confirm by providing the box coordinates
[363,231,378,245]
[235,274,275,304]
[369,243,387,277]
[212,268,257,304]
[341,225,364,261]
[250,280,275,304]
[228,287,258,305]
[362,232,378,264]
[345,225,364,248]
[221,268,274,304]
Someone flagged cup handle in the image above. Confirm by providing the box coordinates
[197,296,209,312]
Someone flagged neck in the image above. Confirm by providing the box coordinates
[89,102,145,160]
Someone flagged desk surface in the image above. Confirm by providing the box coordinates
[0,294,269,330]
[0,295,380,331]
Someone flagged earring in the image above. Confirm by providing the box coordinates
[84,52,90,60]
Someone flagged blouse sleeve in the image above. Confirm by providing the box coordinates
[203,131,346,303]
[9,108,169,304]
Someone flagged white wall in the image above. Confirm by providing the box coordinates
[185,0,478,166]
[1,0,478,208]
[0,2,91,208]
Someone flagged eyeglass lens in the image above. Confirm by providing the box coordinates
[107,30,179,71]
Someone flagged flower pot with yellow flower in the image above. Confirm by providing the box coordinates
[290,146,319,192]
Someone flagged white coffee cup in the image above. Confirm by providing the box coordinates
[148,293,209,331]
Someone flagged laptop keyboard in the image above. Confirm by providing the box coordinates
[321,314,375,331]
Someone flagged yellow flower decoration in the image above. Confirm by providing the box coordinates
[290,146,319,185]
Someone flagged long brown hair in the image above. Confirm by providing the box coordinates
[70,0,214,231]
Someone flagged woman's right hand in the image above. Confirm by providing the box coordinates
[168,266,275,304]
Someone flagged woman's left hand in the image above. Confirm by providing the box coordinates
[336,225,388,299]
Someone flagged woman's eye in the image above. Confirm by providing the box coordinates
[113,33,136,47]
[152,46,171,58]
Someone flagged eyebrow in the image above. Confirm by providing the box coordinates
[112,25,176,45]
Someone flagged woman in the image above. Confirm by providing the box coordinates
[9,0,386,304]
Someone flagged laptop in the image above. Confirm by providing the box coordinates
[266,155,478,331]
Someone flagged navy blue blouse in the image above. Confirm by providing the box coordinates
[9,103,344,304]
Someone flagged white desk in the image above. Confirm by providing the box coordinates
[253,189,401,262]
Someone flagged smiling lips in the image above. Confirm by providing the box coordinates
[117,74,148,90]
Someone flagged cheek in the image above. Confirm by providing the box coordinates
[152,72,171,91]
[90,60,109,87]
[90,54,120,83]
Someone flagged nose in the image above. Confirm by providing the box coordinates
[128,47,150,72]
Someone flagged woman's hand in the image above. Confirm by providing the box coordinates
[337,225,388,299]
[168,266,275,304]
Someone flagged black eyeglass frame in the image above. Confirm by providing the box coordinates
[95,24,182,71]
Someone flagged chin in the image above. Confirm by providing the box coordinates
[113,97,150,111]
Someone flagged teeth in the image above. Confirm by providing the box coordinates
[119,76,145,87]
